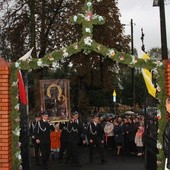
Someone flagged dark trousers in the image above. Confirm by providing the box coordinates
[89,140,104,163]
[40,143,50,167]
[70,143,80,165]
[106,136,114,149]
[33,141,40,164]
[59,140,68,161]
[124,135,130,153]
[129,140,137,153]
[137,146,143,153]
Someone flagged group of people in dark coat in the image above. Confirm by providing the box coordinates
[58,112,107,166]
[30,111,144,169]
[29,95,170,170]
[30,111,107,169]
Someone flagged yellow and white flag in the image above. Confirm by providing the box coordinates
[141,53,156,98]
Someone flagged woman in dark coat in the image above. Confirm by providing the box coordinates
[113,120,124,155]
[127,117,137,154]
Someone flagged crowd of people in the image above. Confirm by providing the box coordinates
[29,111,145,169]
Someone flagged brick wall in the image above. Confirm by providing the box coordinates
[0,58,12,170]
[165,60,170,96]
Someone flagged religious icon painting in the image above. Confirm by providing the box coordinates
[39,79,70,122]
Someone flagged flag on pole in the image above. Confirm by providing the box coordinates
[18,70,28,105]
[141,53,156,98]
[19,47,34,61]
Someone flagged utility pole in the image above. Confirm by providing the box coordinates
[141,28,145,52]
[153,0,168,60]
[131,19,135,111]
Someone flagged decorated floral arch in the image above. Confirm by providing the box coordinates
[10,0,166,169]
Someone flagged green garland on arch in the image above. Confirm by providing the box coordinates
[10,0,166,169]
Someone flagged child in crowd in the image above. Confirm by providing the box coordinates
[50,123,61,159]
[135,122,144,156]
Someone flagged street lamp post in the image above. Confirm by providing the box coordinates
[153,0,168,60]
[131,19,136,111]
[122,19,136,111]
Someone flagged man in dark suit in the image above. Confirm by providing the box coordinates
[86,114,107,164]
[29,112,41,165]
[34,111,55,169]
[58,121,69,163]
[67,111,86,167]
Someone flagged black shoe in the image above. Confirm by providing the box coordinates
[42,163,48,169]
[59,160,63,165]
[101,160,107,164]
[76,164,82,167]
[35,162,41,166]
[65,159,71,163]
[51,154,55,160]
[73,163,82,167]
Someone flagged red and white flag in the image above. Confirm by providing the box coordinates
[18,70,28,105]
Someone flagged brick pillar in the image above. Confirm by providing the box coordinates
[0,58,12,170]
[165,60,170,96]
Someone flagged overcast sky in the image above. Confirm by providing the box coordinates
[118,0,170,57]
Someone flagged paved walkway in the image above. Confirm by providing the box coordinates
[30,146,145,170]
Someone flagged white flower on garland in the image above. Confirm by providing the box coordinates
[151,68,158,75]
[37,59,43,67]
[85,15,91,21]
[97,45,101,50]
[15,62,20,68]
[15,151,21,160]
[63,48,69,57]
[12,126,20,136]
[108,49,115,57]
[85,28,91,33]
[16,95,19,100]
[48,55,54,61]
[52,62,57,68]
[157,109,161,119]
[83,49,91,55]
[157,140,162,149]
[12,81,17,86]
[42,63,49,67]
[154,61,163,67]
[92,14,98,19]
[78,14,84,18]
[15,104,19,110]
[87,2,92,8]
[84,37,93,46]
[18,142,21,147]
[130,55,137,64]
[73,15,78,22]
[156,84,161,92]
[98,16,104,22]
[73,43,78,49]
[119,56,125,61]
[15,117,20,123]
